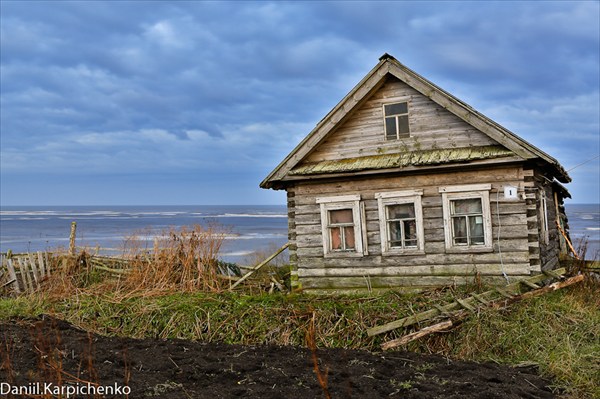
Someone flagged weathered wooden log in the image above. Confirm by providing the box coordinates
[515,274,584,301]
[382,320,454,350]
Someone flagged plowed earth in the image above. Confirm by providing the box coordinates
[1,316,557,398]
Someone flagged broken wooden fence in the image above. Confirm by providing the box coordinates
[367,267,584,350]
[0,252,53,294]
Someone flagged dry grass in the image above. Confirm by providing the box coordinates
[121,224,229,295]
[32,224,231,299]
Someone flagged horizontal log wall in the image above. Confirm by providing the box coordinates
[305,76,498,163]
[291,166,533,291]
[286,186,300,290]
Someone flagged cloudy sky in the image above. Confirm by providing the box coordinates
[1,1,598,206]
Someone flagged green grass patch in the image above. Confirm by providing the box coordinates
[430,284,600,398]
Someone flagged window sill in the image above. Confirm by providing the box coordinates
[444,246,493,254]
[382,250,425,256]
[324,251,365,258]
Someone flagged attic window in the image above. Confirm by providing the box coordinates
[384,102,410,140]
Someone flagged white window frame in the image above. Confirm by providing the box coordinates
[316,194,366,257]
[375,190,424,255]
[439,184,493,253]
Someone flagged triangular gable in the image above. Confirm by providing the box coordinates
[261,54,570,189]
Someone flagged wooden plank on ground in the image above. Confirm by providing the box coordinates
[381,320,454,350]
[495,287,514,299]
[520,280,541,290]
[517,275,584,300]
[368,267,567,337]
[542,269,562,279]
[472,293,490,305]
[456,297,477,312]
[381,273,584,350]
[367,302,463,336]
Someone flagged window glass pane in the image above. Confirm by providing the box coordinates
[384,102,407,116]
[452,216,468,245]
[330,227,342,250]
[403,220,417,240]
[329,209,353,224]
[387,203,415,219]
[469,216,485,244]
[344,226,355,249]
[385,117,397,139]
[398,115,409,135]
[452,198,482,215]
[403,220,417,247]
[389,221,402,243]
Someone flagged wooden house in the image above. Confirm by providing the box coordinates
[261,54,571,293]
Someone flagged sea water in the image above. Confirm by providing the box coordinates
[1,204,598,262]
[0,205,288,264]
[565,204,600,260]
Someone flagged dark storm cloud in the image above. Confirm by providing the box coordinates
[1,1,598,205]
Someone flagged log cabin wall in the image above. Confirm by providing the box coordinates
[292,165,532,292]
[264,56,572,292]
[286,185,300,290]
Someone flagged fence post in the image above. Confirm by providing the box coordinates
[68,221,77,256]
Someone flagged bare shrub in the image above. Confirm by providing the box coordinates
[122,224,229,294]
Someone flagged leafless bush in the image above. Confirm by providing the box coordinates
[122,224,229,294]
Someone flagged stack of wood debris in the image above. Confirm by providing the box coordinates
[368,267,584,350]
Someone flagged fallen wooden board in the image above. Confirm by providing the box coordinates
[381,273,585,350]
[382,320,454,350]
[368,267,567,337]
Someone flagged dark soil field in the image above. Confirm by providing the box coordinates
[1,316,558,398]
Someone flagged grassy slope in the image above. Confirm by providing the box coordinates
[1,283,598,398]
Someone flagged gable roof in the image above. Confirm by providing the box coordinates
[261,54,570,189]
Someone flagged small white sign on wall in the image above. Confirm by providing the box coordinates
[504,186,518,199]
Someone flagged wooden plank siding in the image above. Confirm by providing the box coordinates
[289,166,533,291]
[304,76,499,164]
